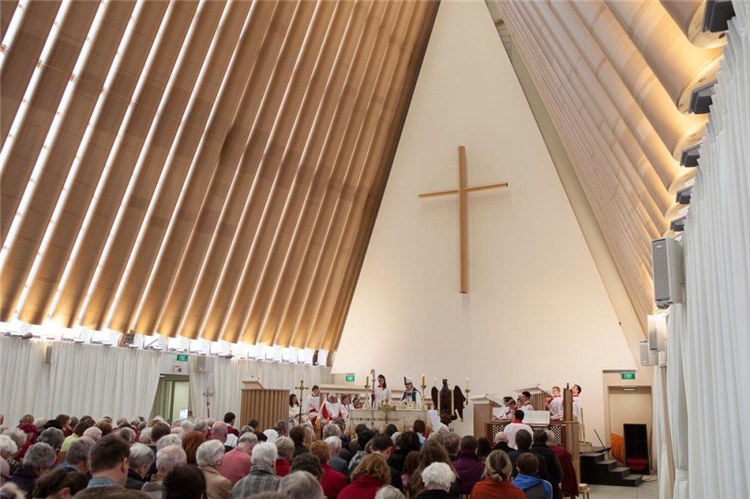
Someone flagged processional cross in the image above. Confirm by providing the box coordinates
[418,146,508,293]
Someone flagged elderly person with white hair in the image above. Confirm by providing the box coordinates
[197,439,232,499]
[8,442,56,497]
[231,442,281,498]
[139,427,153,445]
[142,444,187,499]
[37,427,65,454]
[157,434,182,451]
[414,462,459,499]
[325,435,348,477]
[375,485,406,499]
[0,436,18,463]
[82,426,102,442]
[262,429,278,444]
[2,429,25,475]
[193,419,209,436]
[180,420,194,434]
[277,470,324,499]
[125,443,155,490]
[0,435,18,486]
[323,422,342,438]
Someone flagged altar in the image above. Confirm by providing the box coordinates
[349,408,427,432]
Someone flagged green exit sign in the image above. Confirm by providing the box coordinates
[345,374,355,382]
[621,372,636,380]
[176,354,189,362]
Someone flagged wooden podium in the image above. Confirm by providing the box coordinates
[240,380,288,431]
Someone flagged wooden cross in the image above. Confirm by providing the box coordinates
[419,146,508,293]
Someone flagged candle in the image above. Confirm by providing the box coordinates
[421,374,425,386]
[433,377,436,387]
[366,375,369,386]
[466,377,469,391]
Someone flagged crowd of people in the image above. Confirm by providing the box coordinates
[0,406,579,499]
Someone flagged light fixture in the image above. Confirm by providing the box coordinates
[676,186,693,205]
[120,330,136,347]
[689,81,716,114]
[703,0,736,33]
[143,337,163,351]
[671,216,687,232]
[680,144,701,167]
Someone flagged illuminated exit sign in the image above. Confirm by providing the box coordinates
[176,354,188,362]
[345,374,355,382]
[621,372,636,380]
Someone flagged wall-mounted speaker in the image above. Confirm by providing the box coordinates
[639,340,656,366]
[43,342,53,365]
[648,314,667,352]
[195,355,214,372]
[652,238,684,309]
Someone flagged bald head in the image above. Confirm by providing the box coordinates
[212,421,227,443]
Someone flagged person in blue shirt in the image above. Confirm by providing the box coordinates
[513,453,553,499]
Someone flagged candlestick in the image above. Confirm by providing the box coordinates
[451,388,455,418]
[419,377,427,410]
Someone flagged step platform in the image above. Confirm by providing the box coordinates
[580,452,644,487]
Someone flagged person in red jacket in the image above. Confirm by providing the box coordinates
[274,437,294,477]
[470,450,525,499]
[339,454,392,499]
[310,441,346,499]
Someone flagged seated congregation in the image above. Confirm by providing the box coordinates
[0,410,577,499]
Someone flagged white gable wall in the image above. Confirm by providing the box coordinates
[333,1,635,439]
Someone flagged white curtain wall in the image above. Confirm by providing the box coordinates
[667,4,750,498]
[0,337,161,423]
[654,364,674,498]
[1,337,331,426]
[188,356,331,423]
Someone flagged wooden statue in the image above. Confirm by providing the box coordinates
[431,379,467,423]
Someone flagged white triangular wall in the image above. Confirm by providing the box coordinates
[333,1,635,439]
